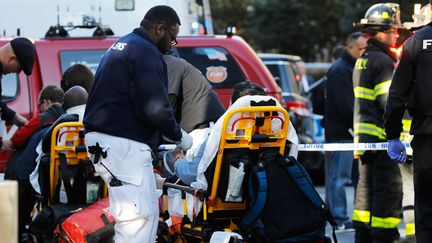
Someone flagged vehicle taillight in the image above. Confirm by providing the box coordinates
[286,101,311,117]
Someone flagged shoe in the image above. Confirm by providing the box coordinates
[335,221,355,233]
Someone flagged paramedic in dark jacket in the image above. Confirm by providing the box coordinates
[352,3,403,243]
[324,32,367,230]
[164,54,225,160]
[84,6,192,242]
[384,2,432,241]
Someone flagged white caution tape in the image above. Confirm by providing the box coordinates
[298,142,412,152]
[161,142,412,152]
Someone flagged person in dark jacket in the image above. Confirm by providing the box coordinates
[83,5,192,242]
[3,85,64,182]
[324,32,367,230]
[352,3,403,243]
[0,37,36,133]
[384,2,432,242]
[164,54,225,160]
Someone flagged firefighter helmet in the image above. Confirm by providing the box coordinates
[404,4,431,30]
[357,3,402,32]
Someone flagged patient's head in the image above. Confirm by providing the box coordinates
[63,85,88,110]
[38,85,64,112]
[231,81,266,104]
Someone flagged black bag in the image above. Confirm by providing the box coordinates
[241,150,337,243]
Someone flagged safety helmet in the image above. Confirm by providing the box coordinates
[357,3,402,33]
[404,4,432,30]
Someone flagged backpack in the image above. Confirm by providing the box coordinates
[240,150,337,243]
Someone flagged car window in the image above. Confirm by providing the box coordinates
[265,64,282,87]
[285,63,300,93]
[264,62,299,94]
[59,50,107,74]
[173,47,246,89]
[1,73,18,102]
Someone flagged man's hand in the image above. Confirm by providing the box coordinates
[177,129,193,151]
[387,139,407,163]
[12,113,27,127]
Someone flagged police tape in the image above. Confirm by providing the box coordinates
[161,142,412,152]
[297,142,412,151]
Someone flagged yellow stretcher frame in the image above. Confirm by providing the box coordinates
[162,105,290,241]
[48,121,88,204]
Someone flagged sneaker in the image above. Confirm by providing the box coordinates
[335,221,355,233]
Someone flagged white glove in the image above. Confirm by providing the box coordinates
[177,129,193,151]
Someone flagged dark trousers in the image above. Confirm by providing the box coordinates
[412,136,432,242]
[354,150,402,243]
[18,180,37,239]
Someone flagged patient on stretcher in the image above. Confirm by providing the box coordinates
[159,81,299,189]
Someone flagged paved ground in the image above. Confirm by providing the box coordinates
[318,186,407,243]
[318,186,355,242]
[0,174,407,243]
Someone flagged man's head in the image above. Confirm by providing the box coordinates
[358,3,401,47]
[346,32,368,59]
[63,85,88,110]
[61,64,94,93]
[231,81,266,104]
[0,37,36,75]
[38,85,64,112]
[140,5,181,54]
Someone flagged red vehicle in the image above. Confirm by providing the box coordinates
[0,31,282,171]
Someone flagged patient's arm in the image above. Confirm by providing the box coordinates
[174,140,207,185]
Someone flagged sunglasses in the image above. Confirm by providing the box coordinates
[161,25,178,47]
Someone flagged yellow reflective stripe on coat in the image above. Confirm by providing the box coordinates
[400,119,413,156]
[354,123,386,140]
[353,209,371,223]
[354,81,391,101]
[371,216,401,229]
[374,80,391,97]
[400,119,413,142]
[354,86,375,100]
[406,223,415,236]
[353,136,365,156]
[355,58,368,70]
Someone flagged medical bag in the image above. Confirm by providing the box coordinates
[54,197,115,243]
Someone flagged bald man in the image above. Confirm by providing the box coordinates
[63,85,88,121]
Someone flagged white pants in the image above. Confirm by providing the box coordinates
[86,132,159,243]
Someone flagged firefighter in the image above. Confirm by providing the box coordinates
[384,2,432,242]
[352,3,403,242]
